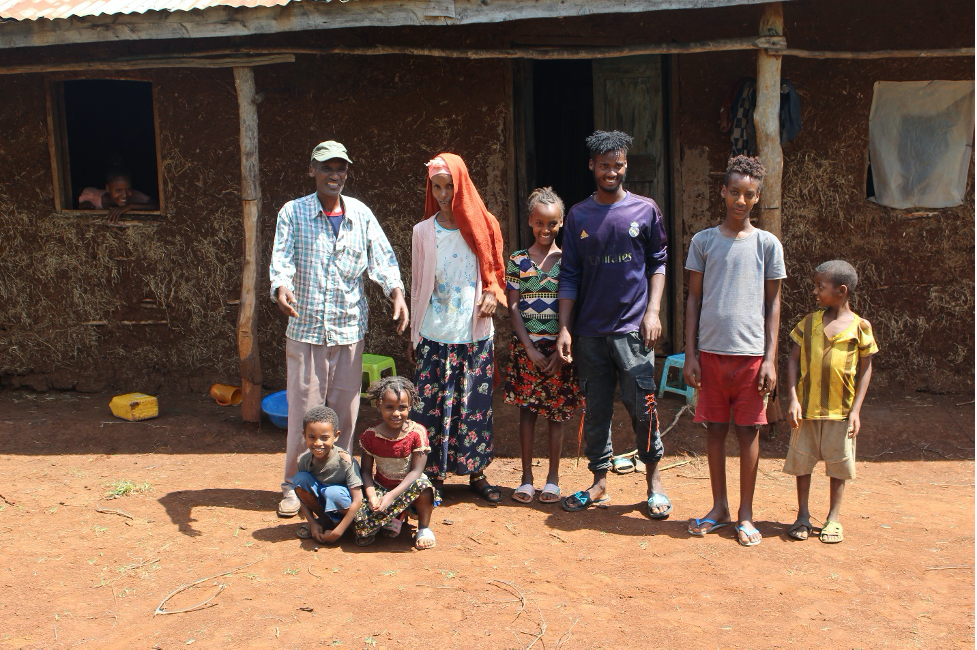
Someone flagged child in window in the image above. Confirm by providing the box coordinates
[78,164,158,222]
[504,187,581,504]
[354,377,438,549]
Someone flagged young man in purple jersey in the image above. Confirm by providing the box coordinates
[555,131,671,519]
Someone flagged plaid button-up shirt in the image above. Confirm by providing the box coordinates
[269,193,404,346]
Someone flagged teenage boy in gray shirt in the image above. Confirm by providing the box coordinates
[683,155,785,547]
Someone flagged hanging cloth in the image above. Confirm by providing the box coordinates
[423,152,508,307]
[729,79,757,156]
[726,77,802,156]
[779,79,802,145]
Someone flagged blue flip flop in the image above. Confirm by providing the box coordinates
[646,492,672,520]
[737,522,762,547]
[561,490,610,512]
[688,517,731,537]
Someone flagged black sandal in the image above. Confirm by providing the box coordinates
[469,474,502,505]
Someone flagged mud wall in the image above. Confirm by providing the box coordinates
[0,49,509,393]
[671,0,975,389]
[1,0,973,394]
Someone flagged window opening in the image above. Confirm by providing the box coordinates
[50,79,162,213]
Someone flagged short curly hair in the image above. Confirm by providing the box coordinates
[724,155,766,190]
[815,260,859,294]
[366,375,419,409]
[303,405,339,432]
[585,130,633,159]
[527,186,565,219]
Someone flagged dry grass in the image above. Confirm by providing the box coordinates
[781,100,974,390]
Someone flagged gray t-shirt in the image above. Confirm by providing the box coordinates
[685,226,786,356]
[296,445,363,489]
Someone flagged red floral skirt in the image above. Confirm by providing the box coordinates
[503,335,581,422]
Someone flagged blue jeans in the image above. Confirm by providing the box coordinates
[292,471,353,522]
[574,333,664,472]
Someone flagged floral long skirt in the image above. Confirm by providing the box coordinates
[503,335,581,421]
[353,475,435,541]
[412,337,494,479]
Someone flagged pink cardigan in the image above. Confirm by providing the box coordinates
[410,216,494,347]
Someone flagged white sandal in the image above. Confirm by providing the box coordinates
[511,483,535,503]
[414,527,436,550]
[539,482,561,504]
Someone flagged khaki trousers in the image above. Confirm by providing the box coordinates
[282,337,364,494]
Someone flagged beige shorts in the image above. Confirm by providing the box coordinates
[783,419,856,480]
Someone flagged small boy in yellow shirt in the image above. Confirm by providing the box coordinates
[784,260,878,544]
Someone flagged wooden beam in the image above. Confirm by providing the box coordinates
[775,47,975,59]
[754,2,783,239]
[0,0,803,50]
[0,54,294,76]
[1,39,792,76]
[233,66,262,423]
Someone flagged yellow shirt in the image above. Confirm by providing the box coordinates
[791,310,879,420]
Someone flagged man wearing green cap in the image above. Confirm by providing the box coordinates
[270,140,409,518]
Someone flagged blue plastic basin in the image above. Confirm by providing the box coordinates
[261,390,288,429]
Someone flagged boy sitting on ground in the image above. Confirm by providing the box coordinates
[683,155,785,547]
[78,165,158,222]
[292,405,364,544]
[784,260,878,544]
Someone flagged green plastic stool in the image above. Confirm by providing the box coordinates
[361,354,397,398]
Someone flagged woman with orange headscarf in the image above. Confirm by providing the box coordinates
[408,153,507,504]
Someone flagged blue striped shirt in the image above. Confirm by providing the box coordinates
[269,193,404,346]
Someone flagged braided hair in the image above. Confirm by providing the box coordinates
[366,375,419,409]
[527,186,565,219]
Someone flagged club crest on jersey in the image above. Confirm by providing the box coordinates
[628,222,640,238]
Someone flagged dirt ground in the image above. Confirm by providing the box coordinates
[0,386,973,649]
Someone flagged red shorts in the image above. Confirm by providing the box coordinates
[693,351,767,427]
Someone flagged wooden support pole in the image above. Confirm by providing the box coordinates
[754,2,784,239]
[234,66,262,423]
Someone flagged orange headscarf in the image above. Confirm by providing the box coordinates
[424,152,507,307]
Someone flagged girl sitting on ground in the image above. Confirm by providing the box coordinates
[504,187,581,504]
[354,376,437,549]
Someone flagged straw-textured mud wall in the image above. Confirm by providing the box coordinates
[0,0,972,394]
[0,56,508,393]
[673,0,974,389]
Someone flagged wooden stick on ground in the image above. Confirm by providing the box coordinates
[487,579,547,648]
[659,458,694,471]
[154,558,263,616]
[95,507,134,520]
[556,618,580,649]
[121,557,159,571]
[660,405,691,438]
[925,565,972,571]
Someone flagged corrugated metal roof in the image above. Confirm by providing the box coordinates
[0,0,295,21]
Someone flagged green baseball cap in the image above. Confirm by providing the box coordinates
[310,140,352,164]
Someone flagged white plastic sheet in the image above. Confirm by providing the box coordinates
[868,80,975,209]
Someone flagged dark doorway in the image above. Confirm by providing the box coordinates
[531,59,596,225]
[62,79,160,208]
[514,56,674,353]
